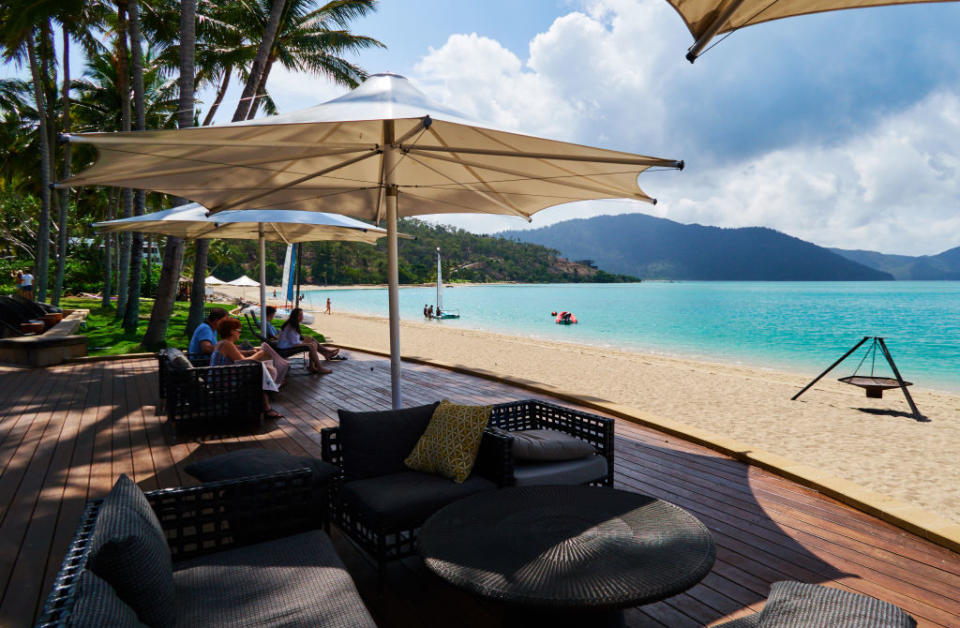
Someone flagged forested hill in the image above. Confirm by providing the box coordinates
[220,219,639,286]
[830,246,960,280]
[500,213,893,281]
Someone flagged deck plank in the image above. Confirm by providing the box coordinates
[0,355,957,626]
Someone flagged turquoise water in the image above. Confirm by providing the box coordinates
[302,282,960,392]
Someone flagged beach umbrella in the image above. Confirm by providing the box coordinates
[94,204,403,336]
[671,0,957,62]
[62,73,683,408]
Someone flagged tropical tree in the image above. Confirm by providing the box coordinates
[122,0,147,331]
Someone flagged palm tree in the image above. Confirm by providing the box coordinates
[142,0,193,349]
[122,0,147,332]
[243,0,383,119]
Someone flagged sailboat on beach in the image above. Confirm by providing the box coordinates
[432,248,460,319]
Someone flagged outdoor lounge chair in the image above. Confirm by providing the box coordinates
[156,348,211,412]
[160,347,264,432]
[244,312,311,372]
[36,469,376,627]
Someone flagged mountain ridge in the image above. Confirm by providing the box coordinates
[500,213,894,281]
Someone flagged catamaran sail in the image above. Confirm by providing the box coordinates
[434,248,460,319]
[280,244,294,305]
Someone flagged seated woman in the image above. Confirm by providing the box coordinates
[276,308,339,375]
[211,317,290,419]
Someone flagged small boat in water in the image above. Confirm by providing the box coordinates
[555,311,577,325]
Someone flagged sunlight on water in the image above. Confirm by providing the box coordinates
[303,282,960,392]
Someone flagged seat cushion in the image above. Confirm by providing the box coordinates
[512,454,608,487]
[68,570,146,627]
[337,402,439,481]
[184,449,339,485]
[173,530,375,628]
[87,475,175,628]
[757,581,916,627]
[510,428,597,461]
[405,401,492,483]
[340,470,496,530]
[165,347,192,370]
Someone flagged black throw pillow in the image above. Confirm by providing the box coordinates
[337,402,440,481]
[184,449,339,485]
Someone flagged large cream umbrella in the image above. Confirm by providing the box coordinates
[62,73,682,408]
[671,0,957,62]
[94,204,403,336]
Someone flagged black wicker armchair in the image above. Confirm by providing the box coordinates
[37,470,375,628]
[156,349,210,410]
[321,403,512,570]
[163,356,264,431]
[489,399,615,487]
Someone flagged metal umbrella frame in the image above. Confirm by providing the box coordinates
[66,73,683,408]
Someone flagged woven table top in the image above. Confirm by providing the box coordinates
[419,486,716,609]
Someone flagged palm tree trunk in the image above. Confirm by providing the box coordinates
[26,34,51,303]
[186,238,209,336]
[142,0,194,349]
[53,28,71,306]
[123,0,146,332]
[201,67,230,126]
[102,189,118,309]
[232,0,286,122]
[116,2,132,316]
[246,56,275,120]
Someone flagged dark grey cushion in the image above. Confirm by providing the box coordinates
[185,449,339,485]
[67,571,146,627]
[512,454,608,486]
[757,581,917,628]
[173,530,375,627]
[88,475,174,628]
[510,428,596,461]
[165,347,192,370]
[340,470,496,529]
[337,402,440,481]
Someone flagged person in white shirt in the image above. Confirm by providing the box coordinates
[276,308,341,374]
[18,269,33,300]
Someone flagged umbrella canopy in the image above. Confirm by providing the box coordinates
[205,276,226,285]
[227,275,260,287]
[93,203,402,244]
[64,73,683,408]
[93,203,405,337]
[671,0,956,62]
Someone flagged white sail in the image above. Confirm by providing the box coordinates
[280,244,293,304]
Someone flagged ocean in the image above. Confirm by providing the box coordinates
[302,282,960,393]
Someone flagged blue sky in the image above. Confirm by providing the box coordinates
[5,0,960,255]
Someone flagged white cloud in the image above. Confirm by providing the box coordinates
[410,0,960,256]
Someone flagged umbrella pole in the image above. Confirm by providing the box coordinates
[259,224,268,338]
[384,120,402,408]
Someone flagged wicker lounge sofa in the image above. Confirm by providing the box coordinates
[37,469,375,628]
[158,348,264,431]
[321,399,615,569]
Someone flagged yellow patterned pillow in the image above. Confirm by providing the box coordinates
[404,401,492,483]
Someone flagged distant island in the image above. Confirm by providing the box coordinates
[829,247,960,280]
[501,213,893,281]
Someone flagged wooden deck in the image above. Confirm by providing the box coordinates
[1,353,959,627]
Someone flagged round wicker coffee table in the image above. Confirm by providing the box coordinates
[420,486,715,625]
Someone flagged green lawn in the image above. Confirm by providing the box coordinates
[61,298,325,356]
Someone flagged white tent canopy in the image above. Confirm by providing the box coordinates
[204,275,226,285]
[65,73,683,408]
[226,275,260,287]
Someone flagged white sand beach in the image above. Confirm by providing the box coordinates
[305,309,960,526]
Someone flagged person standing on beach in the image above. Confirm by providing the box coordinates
[325,297,332,315]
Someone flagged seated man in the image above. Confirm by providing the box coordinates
[188,307,228,355]
[264,306,280,340]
